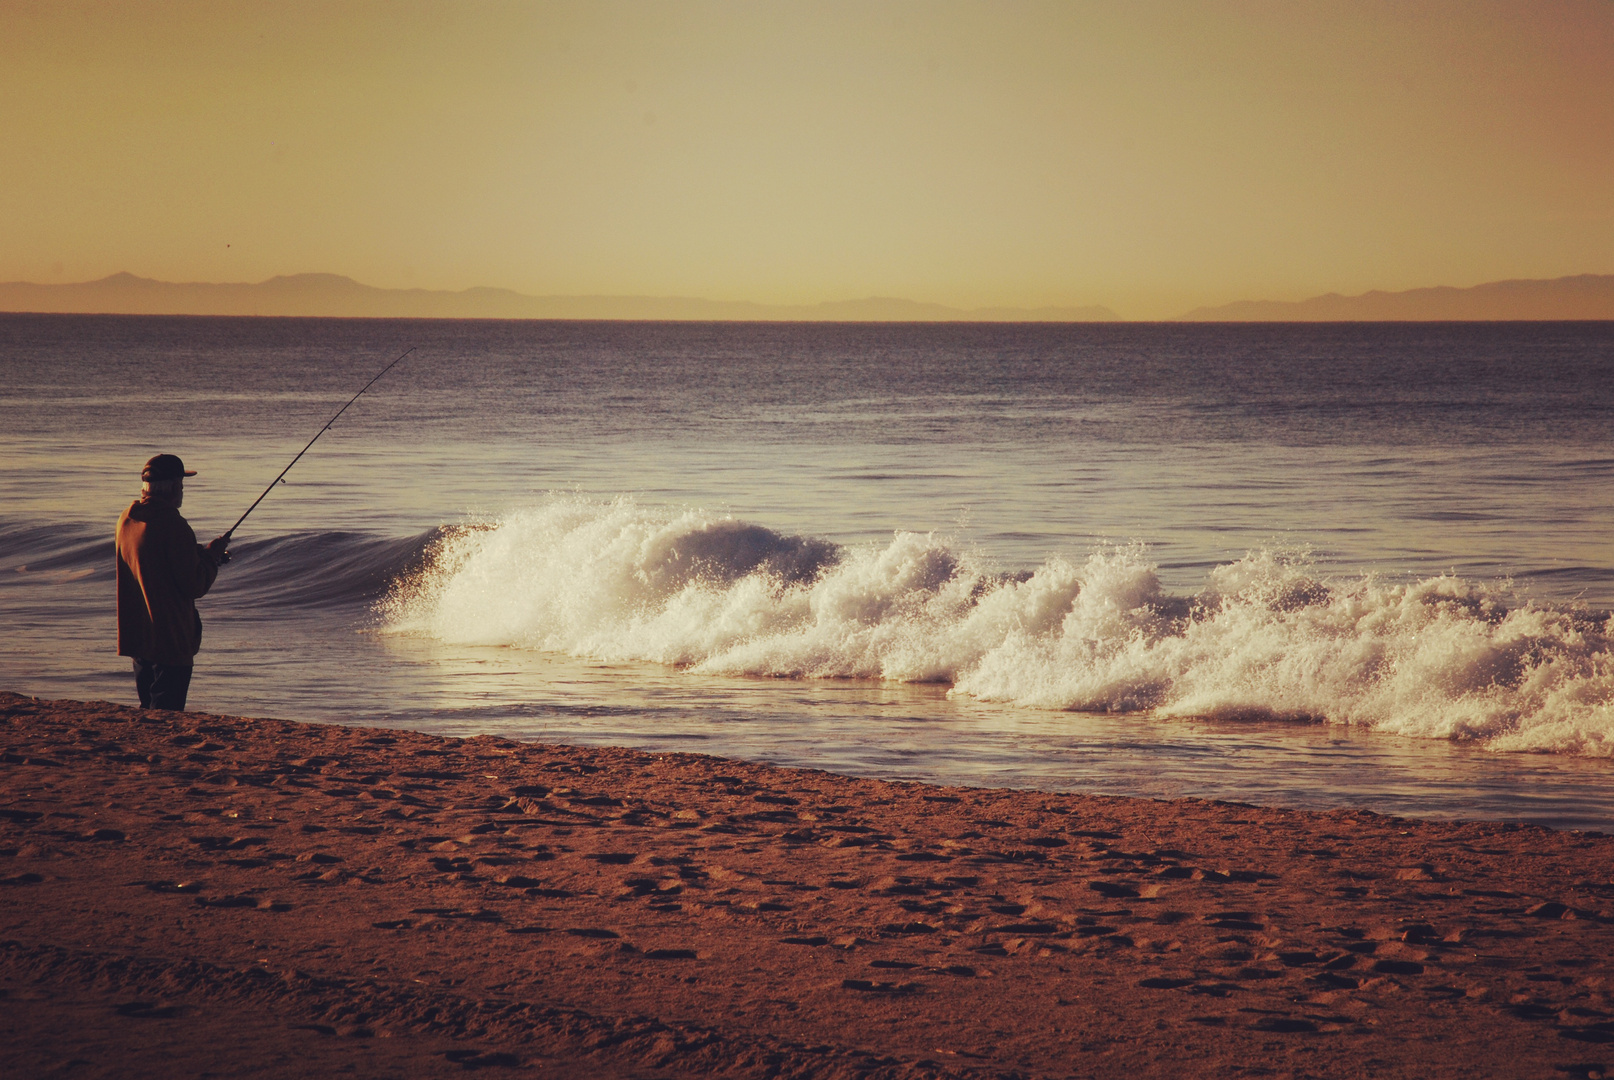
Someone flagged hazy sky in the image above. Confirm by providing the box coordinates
[4,1,1611,318]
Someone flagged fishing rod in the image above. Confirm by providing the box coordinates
[223,346,417,541]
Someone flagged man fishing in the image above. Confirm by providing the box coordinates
[110,349,413,712]
[115,454,231,711]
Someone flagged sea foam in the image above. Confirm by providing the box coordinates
[384,496,1614,756]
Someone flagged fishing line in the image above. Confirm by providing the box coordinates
[224,346,417,540]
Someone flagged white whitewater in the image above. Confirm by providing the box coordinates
[386,496,1614,757]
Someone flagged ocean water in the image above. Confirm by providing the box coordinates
[2,314,1611,828]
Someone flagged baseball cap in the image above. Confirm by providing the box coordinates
[141,454,197,481]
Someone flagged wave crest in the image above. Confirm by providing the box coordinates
[382,497,1614,756]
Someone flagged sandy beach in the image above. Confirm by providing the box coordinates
[2,690,1611,1079]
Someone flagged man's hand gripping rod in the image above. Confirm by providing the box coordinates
[217,346,417,554]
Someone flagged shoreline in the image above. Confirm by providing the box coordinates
[4,691,1613,1078]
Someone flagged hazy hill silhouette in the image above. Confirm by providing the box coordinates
[0,272,1118,322]
[1179,274,1614,321]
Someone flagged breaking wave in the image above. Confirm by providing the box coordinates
[383,496,1614,756]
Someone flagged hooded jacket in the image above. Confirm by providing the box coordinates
[115,498,219,665]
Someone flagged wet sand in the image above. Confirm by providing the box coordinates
[2,691,1612,1079]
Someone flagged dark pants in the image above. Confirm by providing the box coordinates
[133,659,193,711]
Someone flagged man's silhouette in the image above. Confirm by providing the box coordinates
[115,454,230,710]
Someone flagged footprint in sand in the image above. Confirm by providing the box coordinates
[410,907,504,923]
[1088,881,1139,899]
[1250,1016,1318,1033]
[442,1049,521,1068]
[993,921,1058,935]
[429,856,479,879]
[1234,966,1285,981]
[841,978,922,995]
[1307,972,1361,990]
[1189,983,1238,998]
[189,835,265,852]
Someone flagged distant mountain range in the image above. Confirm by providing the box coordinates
[0,272,1117,322]
[5,271,1611,322]
[1178,274,1614,321]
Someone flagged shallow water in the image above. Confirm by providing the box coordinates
[1,314,1610,829]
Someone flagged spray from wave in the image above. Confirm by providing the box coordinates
[382,496,1614,756]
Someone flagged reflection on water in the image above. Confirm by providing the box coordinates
[158,612,1614,834]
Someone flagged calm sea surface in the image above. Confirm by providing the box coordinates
[2,315,1610,827]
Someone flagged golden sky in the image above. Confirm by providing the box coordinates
[4,0,1611,318]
